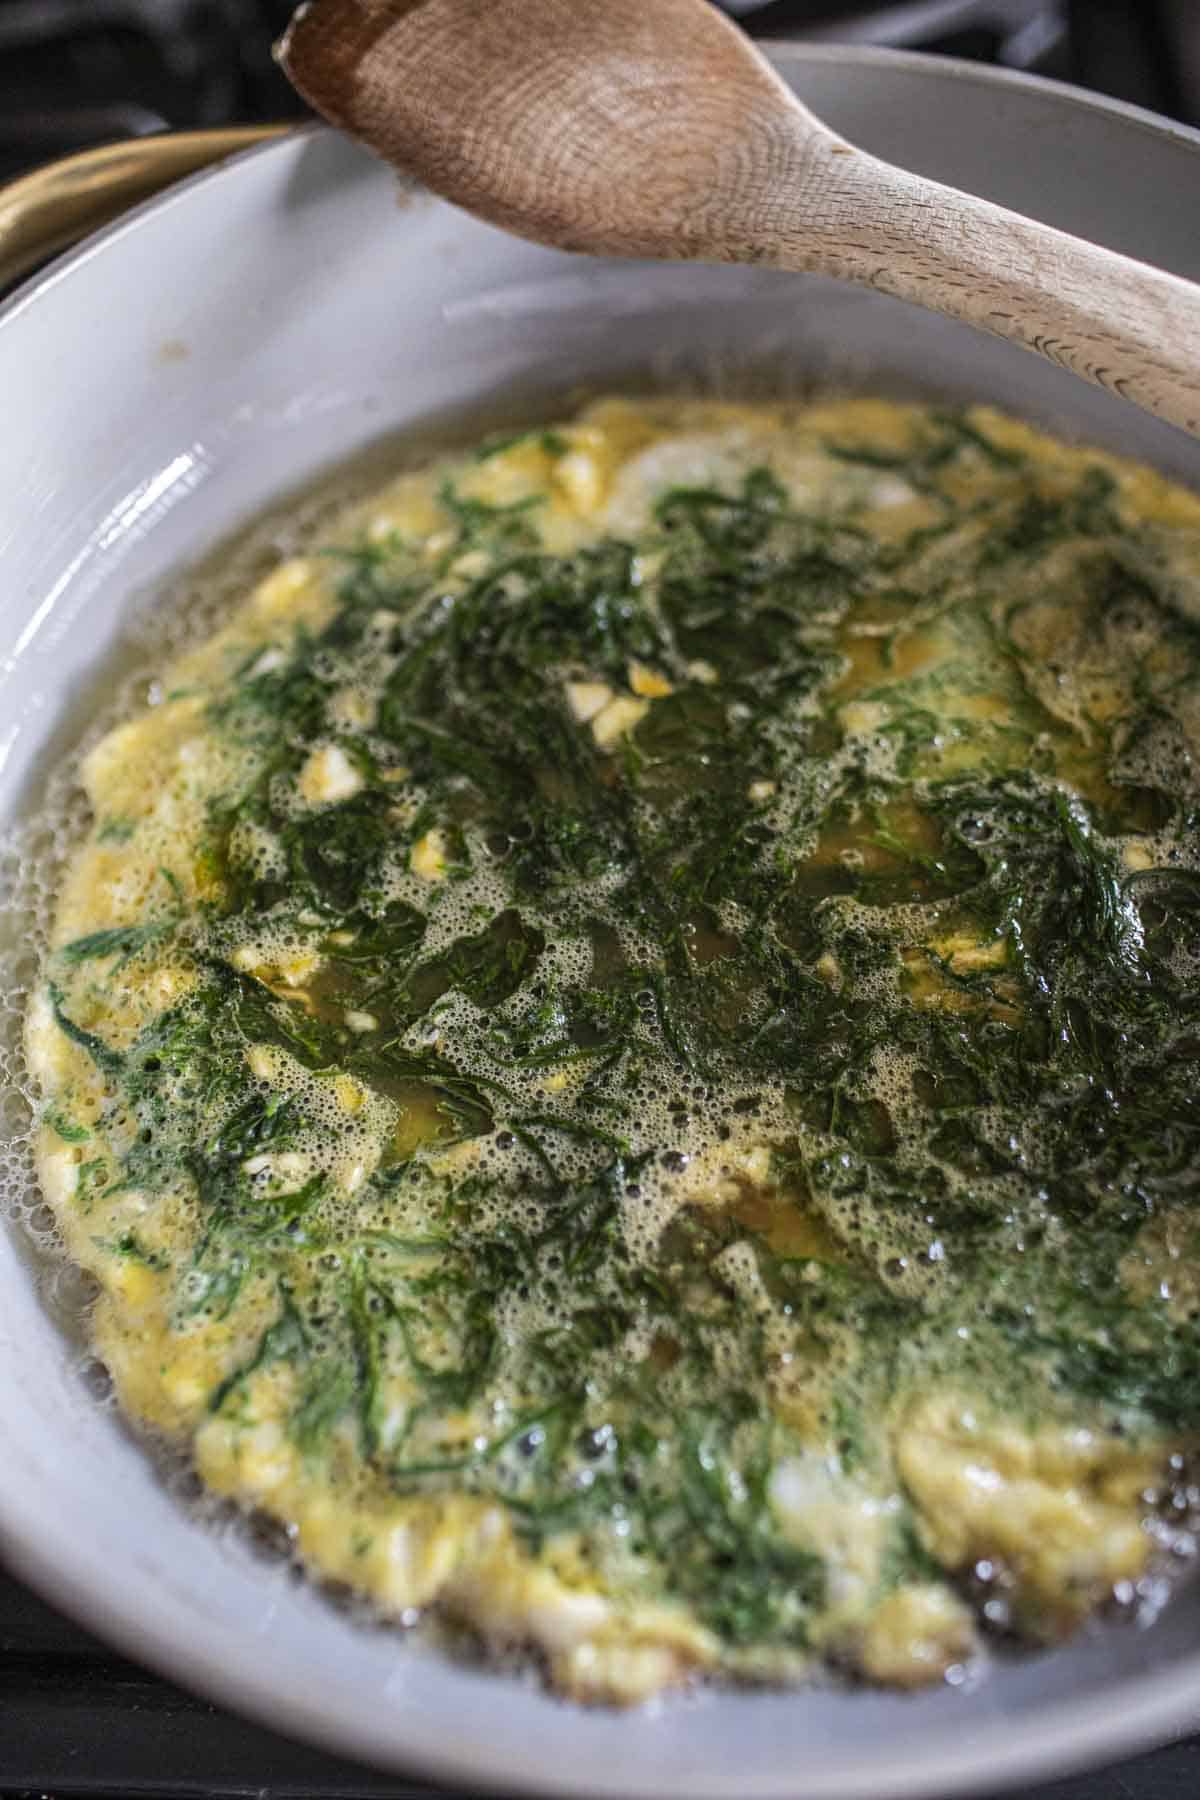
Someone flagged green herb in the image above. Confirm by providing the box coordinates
[48,983,123,1076]
[44,1107,89,1144]
[209,1291,308,1415]
[93,1230,168,1270]
[58,920,173,968]
[46,408,1200,1664]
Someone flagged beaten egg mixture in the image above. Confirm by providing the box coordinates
[28,397,1200,1702]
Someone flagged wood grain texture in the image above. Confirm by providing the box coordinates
[279,0,1200,437]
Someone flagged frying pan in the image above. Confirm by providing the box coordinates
[1,44,1199,1800]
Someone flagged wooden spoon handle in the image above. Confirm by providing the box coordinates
[756,134,1200,437]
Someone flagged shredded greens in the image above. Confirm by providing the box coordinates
[43,404,1200,1673]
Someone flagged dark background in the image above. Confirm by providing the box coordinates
[2,1,1200,1796]
[1,0,1199,180]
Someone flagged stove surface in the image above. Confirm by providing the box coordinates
[0,0,1197,180]
[3,2,1200,1795]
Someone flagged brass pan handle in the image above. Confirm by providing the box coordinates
[0,127,288,294]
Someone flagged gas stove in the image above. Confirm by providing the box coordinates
[3,2,1200,1796]
[0,0,1198,181]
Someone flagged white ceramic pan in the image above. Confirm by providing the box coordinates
[1,44,1199,1800]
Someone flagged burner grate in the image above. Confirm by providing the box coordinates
[0,0,305,176]
[0,0,1197,179]
[740,0,1067,65]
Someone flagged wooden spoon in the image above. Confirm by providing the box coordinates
[279,0,1200,438]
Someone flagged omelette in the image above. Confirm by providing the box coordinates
[27,396,1200,1702]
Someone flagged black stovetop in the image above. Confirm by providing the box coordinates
[0,0,1198,181]
[3,2,1200,1795]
